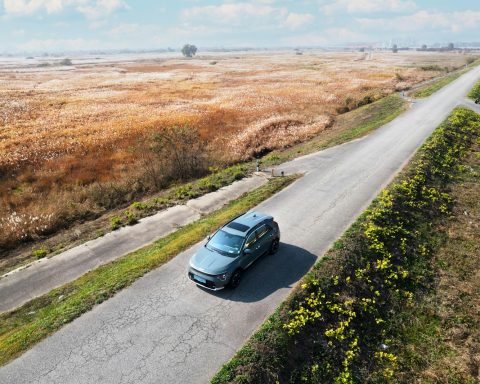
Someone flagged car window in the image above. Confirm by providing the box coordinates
[256,224,269,239]
[207,230,244,255]
[244,231,257,249]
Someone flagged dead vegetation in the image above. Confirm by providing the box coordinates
[0,50,473,253]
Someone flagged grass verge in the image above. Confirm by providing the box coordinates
[410,59,480,98]
[468,79,480,103]
[262,94,407,167]
[390,147,480,383]
[211,107,480,384]
[0,175,298,367]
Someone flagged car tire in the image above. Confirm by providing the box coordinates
[229,269,242,288]
[269,238,279,255]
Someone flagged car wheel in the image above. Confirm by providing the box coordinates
[229,269,242,288]
[269,238,279,254]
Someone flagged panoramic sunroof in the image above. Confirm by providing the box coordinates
[227,222,249,232]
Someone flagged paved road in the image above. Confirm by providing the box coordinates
[0,175,267,313]
[1,66,479,384]
[460,97,480,114]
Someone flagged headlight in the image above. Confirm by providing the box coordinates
[217,273,228,281]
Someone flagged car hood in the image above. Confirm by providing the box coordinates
[190,246,236,275]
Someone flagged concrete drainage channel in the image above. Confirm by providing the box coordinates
[0,173,270,313]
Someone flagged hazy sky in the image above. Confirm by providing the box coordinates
[1,0,479,52]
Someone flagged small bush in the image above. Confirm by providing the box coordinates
[32,248,48,259]
[266,154,280,162]
[131,201,148,211]
[124,210,138,225]
[357,94,375,107]
[110,216,122,230]
[153,197,169,207]
[225,165,246,181]
[419,64,444,71]
[198,179,219,192]
[468,80,480,104]
[140,125,209,189]
[60,58,73,66]
[87,181,137,210]
[174,184,194,200]
[465,56,477,65]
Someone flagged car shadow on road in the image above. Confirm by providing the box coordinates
[199,242,317,303]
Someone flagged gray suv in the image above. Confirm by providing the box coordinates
[188,211,280,290]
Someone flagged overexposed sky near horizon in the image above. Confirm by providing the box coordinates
[1,0,479,52]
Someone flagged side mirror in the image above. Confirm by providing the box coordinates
[244,248,252,255]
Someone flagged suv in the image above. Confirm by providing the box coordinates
[187,211,280,290]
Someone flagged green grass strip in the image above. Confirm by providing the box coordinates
[327,93,407,146]
[0,175,297,367]
[411,59,480,98]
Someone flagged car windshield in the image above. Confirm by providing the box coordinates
[207,230,244,256]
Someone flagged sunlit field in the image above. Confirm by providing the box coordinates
[0,50,472,251]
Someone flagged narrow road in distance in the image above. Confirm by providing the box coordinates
[1,65,479,384]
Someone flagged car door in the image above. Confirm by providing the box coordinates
[255,224,272,257]
[241,230,258,269]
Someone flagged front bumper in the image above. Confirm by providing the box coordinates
[187,267,228,291]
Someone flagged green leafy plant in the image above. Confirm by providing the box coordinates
[110,215,122,230]
[32,248,48,259]
[468,79,480,103]
[124,210,138,225]
[131,201,148,211]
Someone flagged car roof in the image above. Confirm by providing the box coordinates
[222,211,273,236]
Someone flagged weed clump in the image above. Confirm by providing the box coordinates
[32,248,48,259]
[124,211,138,226]
[131,202,148,211]
[110,216,122,231]
[468,79,480,103]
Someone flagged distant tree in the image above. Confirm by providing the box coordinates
[447,42,454,50]
[60,58,73,66]
[421,44,427,50]
[181,44,198,58]
[392,44,398,53]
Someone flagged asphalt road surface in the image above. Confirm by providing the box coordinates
[1,65,479,384]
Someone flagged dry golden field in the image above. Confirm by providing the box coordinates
[0,50,472,250]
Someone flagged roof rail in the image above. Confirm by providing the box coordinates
[224,211,248,226]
